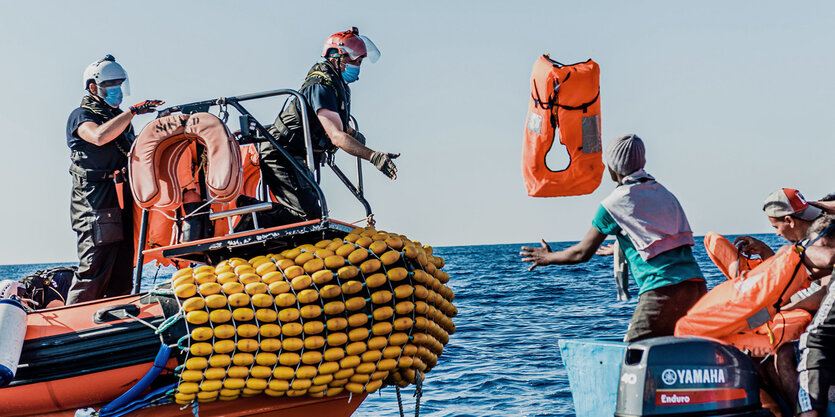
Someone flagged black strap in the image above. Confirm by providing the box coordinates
[69,163,114,182]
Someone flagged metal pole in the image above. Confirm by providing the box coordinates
[227,97,328,221]
[132,209,150,294]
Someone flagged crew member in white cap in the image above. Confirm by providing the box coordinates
[520,134,706,342]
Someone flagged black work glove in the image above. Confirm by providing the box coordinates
[370,151,400,179]
[130,100,165,115]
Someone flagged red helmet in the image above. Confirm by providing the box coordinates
[321,27,380,63]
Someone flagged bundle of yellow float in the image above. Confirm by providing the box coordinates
[169,227,456,404]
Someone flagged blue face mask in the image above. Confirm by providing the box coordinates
[100,85,123,108]
[342,64,360,83]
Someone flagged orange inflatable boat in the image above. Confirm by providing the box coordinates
[522,55,604,197]
[0,89,453,416]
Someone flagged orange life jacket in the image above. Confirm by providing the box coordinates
[721,310,812,357]
[522,55,604,197]
[675,246,811,339]
[703,232,764,281]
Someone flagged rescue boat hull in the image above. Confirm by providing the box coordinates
[0,293,368,416]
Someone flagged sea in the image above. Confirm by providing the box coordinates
[0,233,784,417]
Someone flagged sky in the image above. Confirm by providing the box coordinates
[0,1,833,265]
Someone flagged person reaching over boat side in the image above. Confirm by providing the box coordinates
[734,188,823,261]
[705,189,824,283]
[66,55,163,304]
[258,27,400,225]
[520,134,706,342]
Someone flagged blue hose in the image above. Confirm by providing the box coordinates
[99,343,173,416]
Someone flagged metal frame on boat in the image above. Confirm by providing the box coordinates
[133,88,375,289]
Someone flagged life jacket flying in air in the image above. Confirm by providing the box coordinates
[522,55,603,197]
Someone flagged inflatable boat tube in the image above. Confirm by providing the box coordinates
[0,294,181,416]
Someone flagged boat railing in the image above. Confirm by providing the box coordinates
[132,88,374,292]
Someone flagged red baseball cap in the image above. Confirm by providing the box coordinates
[762,188,822,221]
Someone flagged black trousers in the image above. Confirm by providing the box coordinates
[257,141,322,225]
[66,173,134,304]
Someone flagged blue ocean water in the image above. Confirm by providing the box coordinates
[0,233,784,417]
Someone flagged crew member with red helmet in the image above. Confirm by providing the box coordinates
[259,27,399,224]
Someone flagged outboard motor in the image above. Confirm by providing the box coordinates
[616,336,771,417]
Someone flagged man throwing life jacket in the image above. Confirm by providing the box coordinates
[520,134,707,342]
[66,55,162,304]
[258,27,399,224]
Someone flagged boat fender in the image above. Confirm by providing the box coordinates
[0,298,27,387]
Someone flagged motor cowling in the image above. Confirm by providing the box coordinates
[615,336,770,417]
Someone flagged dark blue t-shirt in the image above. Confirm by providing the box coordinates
[66,107,99,149]
[300,83,340,118]
[66,106,132,171]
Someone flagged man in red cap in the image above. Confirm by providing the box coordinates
[734,188,823,259]
[257,27,400,225]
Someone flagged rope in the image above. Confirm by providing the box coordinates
[151,264,162,288]
[396,386,405,417]
[414,370,423,417]
[155,311,183,335]
[124,313,162,332]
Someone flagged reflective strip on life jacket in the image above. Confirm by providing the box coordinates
[720,309,812,357]
[522,55,604,197]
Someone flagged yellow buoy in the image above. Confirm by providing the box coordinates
[259,324,281,338]
[175,284,198,299]
[191,327,213,342]
[237,324,259,338]
[275,293,297,307]
[182,297,205,312]
[209,309,232,324]
[186,311,209,325]
[269,281,291,295]
[256,308,278,322]
[337,265,359,280]
[347,248,369,264]
[326,317,348,331]
[312,269,334,285]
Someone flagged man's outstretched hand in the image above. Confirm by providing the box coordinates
[370,151,399,179]
[520,239,553,271]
